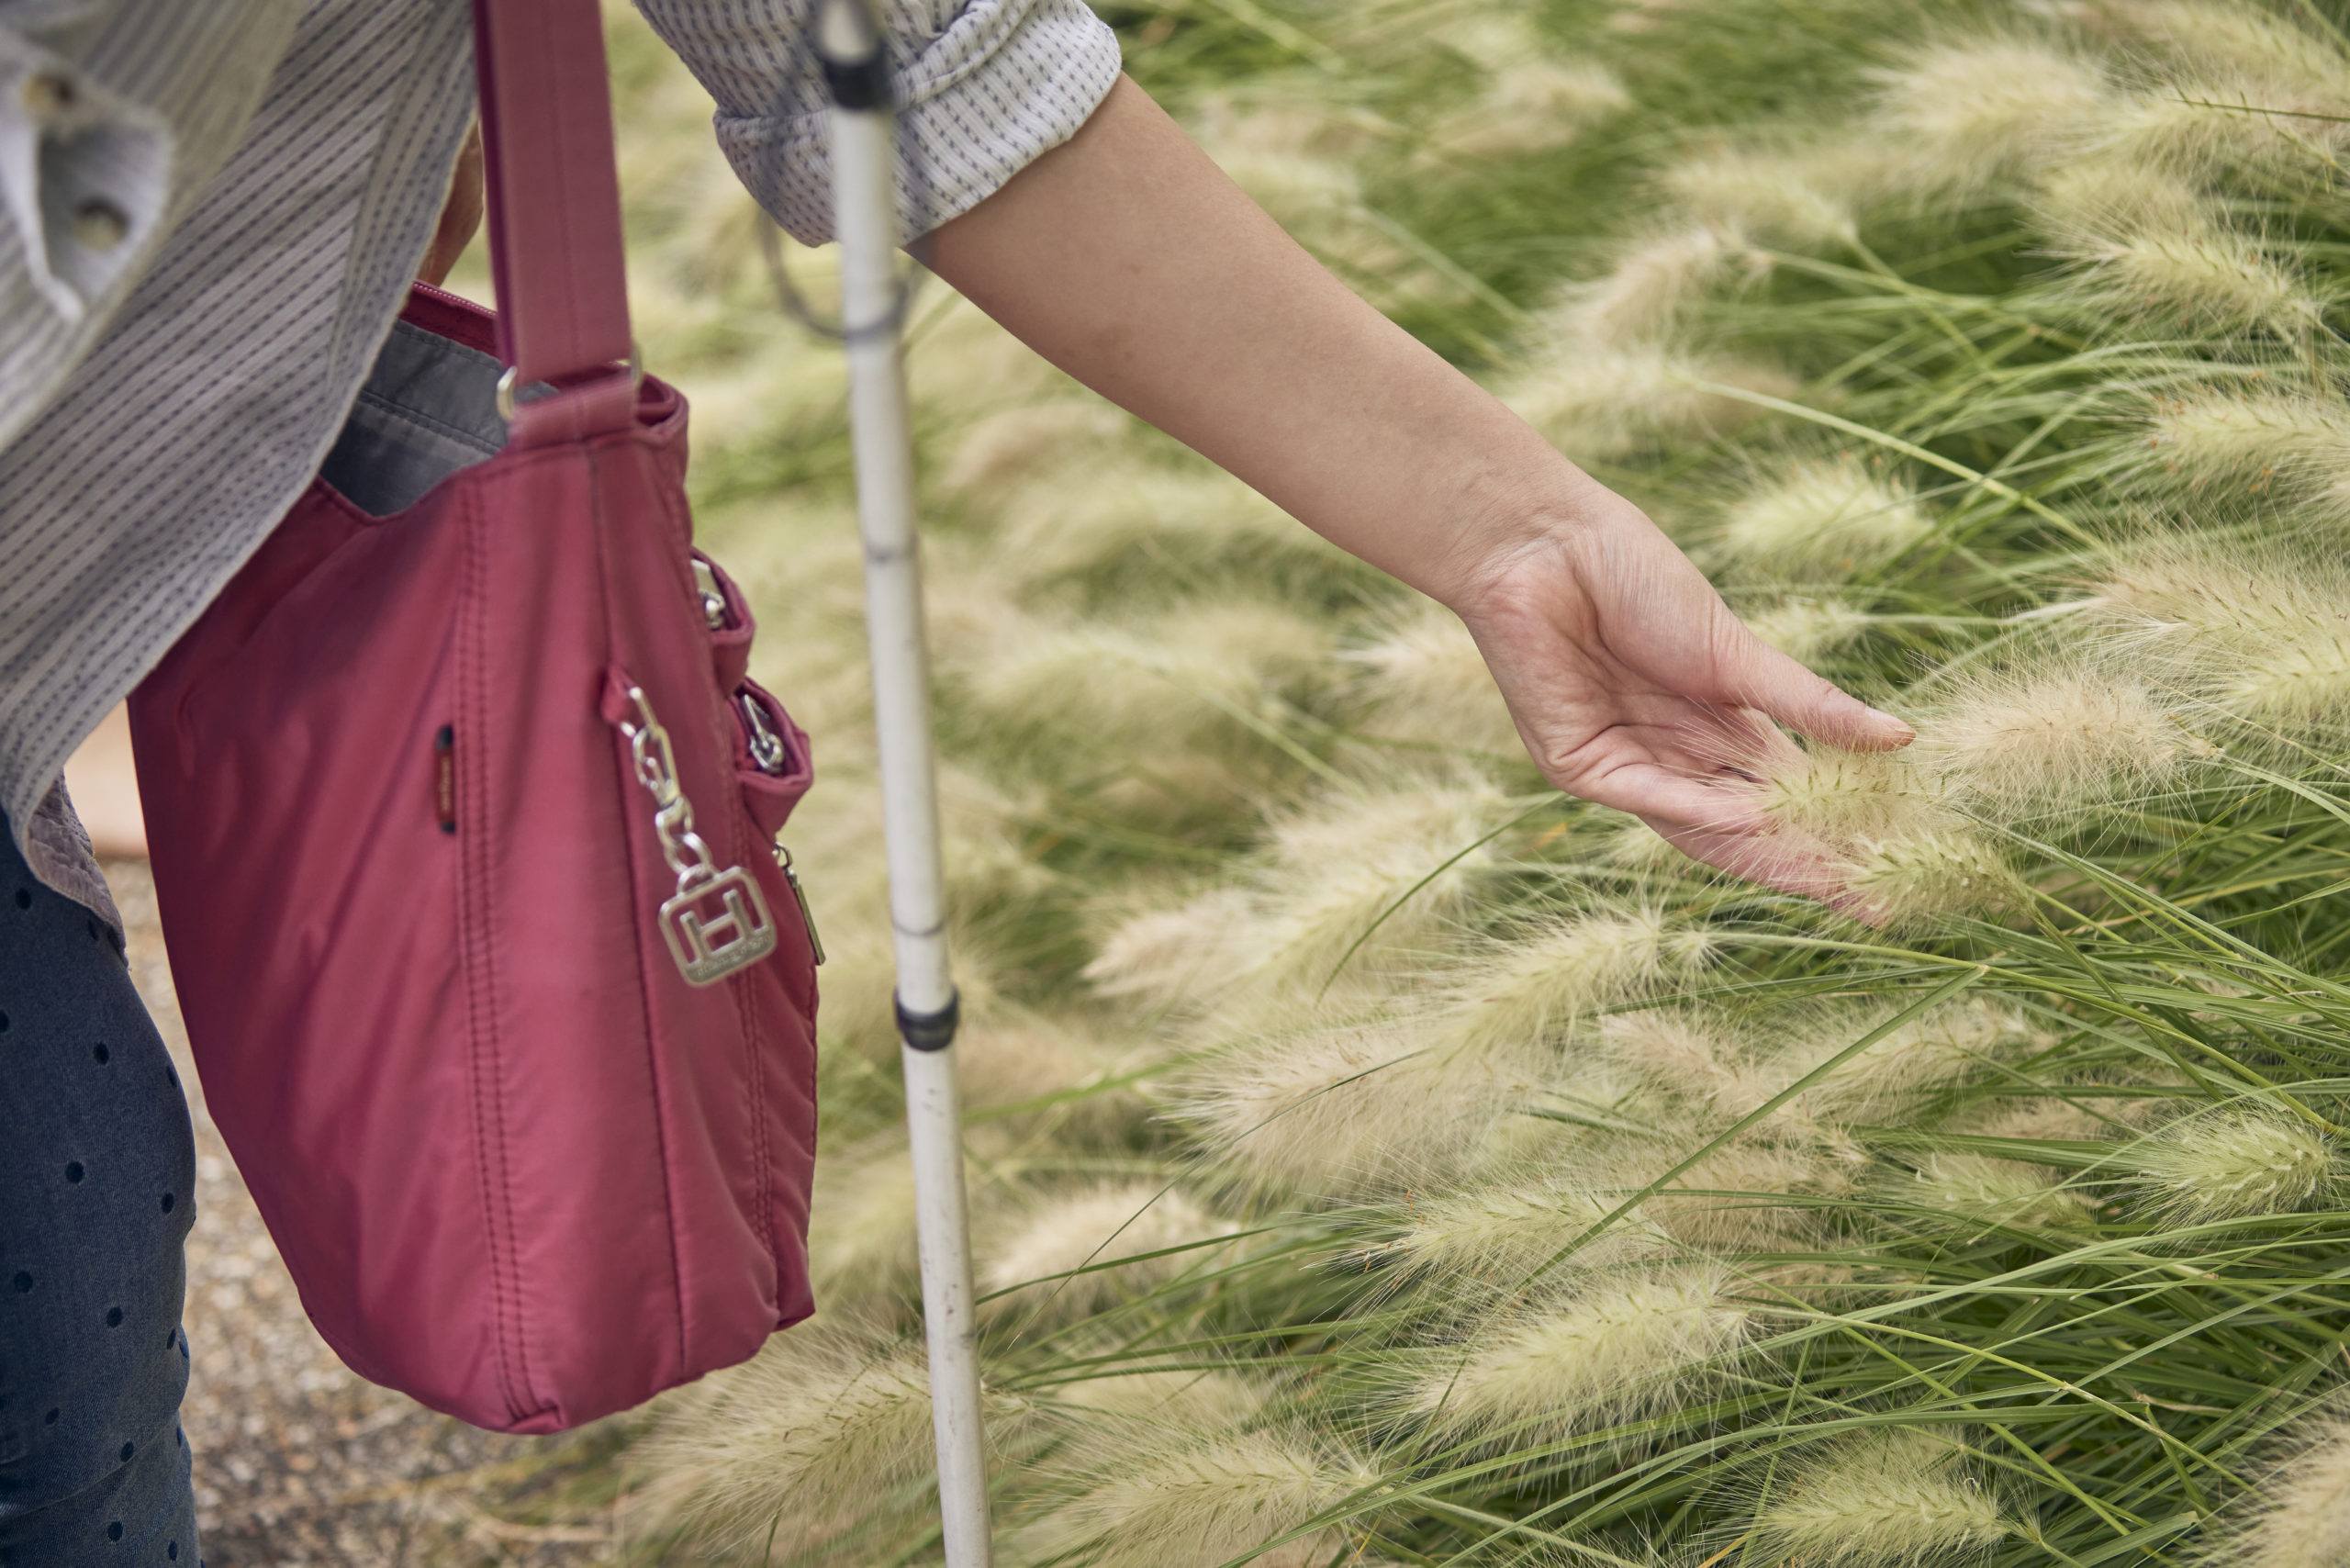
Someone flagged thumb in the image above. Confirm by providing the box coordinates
[1722,624,1913,752]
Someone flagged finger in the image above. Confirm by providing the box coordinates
[1719,623,1913,752]
[1648,814,1884,923]
[1551,706,1799,826]
[1654,808,1852,907]
[1566,758,1772,834]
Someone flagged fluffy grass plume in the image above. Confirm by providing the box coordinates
[1746,596,1873,662]
[2030,151,2206,236]
[630,1332,1003,1560]
[1885,1154,2094,1234]
[2132,1107,2334,1222]
[960,602,1331,756]
[1192,108,1363,228]
[2138,384,2350,503]
[1869,38,2111,188]
[1559,226,1750,347]
[1917,671,2186,815]
[957,1014,1129,1128]
[1841,826,2024,928]
[1426,60,1631,157]
[1364,1173,1673,1284]
[807,1144,922,1303]
[1646,1141,1856,1249]
[1053,1367,1270,1429]
[2104,1,2350,112]
[1177,1022,1516,1194]
[1347,602,1523,755]
[1606,814,1698,877]
[2223,1402,2350,1568]
[1761,745,1947,843]
[1239,776,1508,989]
[1659,146,1861,251]
[1502,343,1796,459]
[1718,457,1930,580]
[1001,463,1338,585]
[2046,209,2323,336]
[1085,888,1260,1009]
[1751,1428,2010,1568]
[2063,0,2350,180]
[1788,1001,2045,1125]
[942,400,1129,496]
[1414,1269,1751,1444]
[981,1184,1236,1322]
[2095,550,2350,734]
[1438,909,1715,1058]
[1021,1427,1380,1568]
[1597,1009,1778,1122]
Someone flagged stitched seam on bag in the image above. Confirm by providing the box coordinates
[455,485,524,1422]
[592,448,692,1372]
[614,716,691,1375]
[728,749,778,1278]
[473,482,548,1423]
[611,708,691,1376]
[352,388,503,457]
[485,492,544,1420]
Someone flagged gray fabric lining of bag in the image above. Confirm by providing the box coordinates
[318,318,521,517]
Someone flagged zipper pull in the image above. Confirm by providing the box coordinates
[740,690,790,775]
[776,845,825,965]
[692,560,728,630]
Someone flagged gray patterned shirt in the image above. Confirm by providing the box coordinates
[0,0,1120,924]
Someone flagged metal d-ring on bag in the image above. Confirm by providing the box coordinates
[128,0,822,1434]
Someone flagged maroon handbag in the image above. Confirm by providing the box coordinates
[128,0,822,1432]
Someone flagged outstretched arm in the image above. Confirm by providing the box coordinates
[923,75,1911,897]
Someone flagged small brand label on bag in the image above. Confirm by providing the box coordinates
[434,725,456,834]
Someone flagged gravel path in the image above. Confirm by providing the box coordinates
[105,860,624,1568]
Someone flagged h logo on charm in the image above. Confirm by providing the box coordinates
[659,865,779,986]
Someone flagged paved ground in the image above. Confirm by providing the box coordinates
[106,860,624,1568]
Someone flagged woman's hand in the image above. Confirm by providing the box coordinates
[928,77,1908,899]
[1447,499,1910,898]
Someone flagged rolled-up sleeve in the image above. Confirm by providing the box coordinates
[632,0,1123,245]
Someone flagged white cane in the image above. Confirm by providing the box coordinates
[813,3,995,1563]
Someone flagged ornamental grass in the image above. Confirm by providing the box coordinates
[588,0,2350,1562]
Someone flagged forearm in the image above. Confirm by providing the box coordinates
[923,76,1613,608]
[924,73,1908,899]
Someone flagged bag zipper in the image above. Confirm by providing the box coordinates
[733,687,821,963]
[775,845,825,966]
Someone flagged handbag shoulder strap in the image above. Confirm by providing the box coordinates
[472,0,634,436]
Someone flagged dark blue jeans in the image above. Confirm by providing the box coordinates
[0,821,199,1565]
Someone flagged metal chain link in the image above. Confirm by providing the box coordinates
[621,688,720,893]
[615,684,778,987]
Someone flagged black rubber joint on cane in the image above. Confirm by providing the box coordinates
[896,989,960,1052]
[821,53,892,112]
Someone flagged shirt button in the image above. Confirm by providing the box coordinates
[21,70,75,123]
[71,199,129,252]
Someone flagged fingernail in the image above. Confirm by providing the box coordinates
[1867,706,1915,741]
